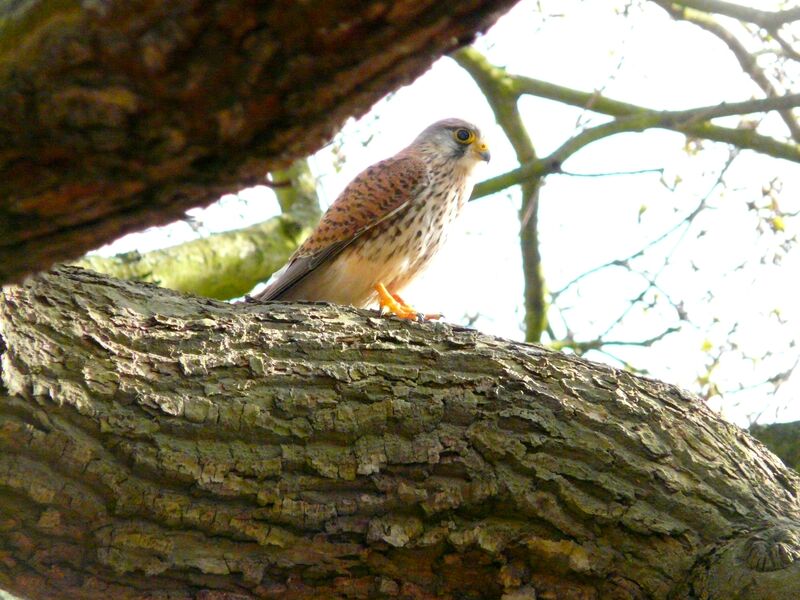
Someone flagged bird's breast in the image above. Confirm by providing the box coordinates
[357,178,468,289]
[311,175,471,308]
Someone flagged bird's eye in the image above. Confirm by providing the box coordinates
[454,128,475,144]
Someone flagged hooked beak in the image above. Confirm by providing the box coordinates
[475,139,491,162]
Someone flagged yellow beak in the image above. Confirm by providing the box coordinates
[475,140,491,162]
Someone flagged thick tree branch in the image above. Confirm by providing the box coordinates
[1,267,800,599]
[75,215,305,300]
[75,159,321,300]
[0,0,516,286]
[268,159,324,226]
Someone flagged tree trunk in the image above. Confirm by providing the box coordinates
[1,267,799,600]
[0,0,515,286]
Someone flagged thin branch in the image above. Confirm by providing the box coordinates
[268,159,323,224]
[654,0,800,141]
[471,87,800,200]
[559,167,664,177]
[550,150,738,365]
[263,178,293,189]
[452,48,537,165]
[551,326,681,354]
[667,0,800,29]
[772,29,800,63]
[552,151,736,300]
[662,94,800,120]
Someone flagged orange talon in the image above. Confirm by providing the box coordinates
[374,283,441,321]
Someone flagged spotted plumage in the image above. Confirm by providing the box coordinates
[254,118,490,318]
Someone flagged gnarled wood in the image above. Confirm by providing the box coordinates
[0,266,799,599]
[0,0,515,286]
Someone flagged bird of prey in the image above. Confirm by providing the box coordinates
[254,118,490,319]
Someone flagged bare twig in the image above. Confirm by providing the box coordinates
[472,89,800,200]
[551,326,681,354]
[559,167,665,177]
[667,0,800,30]
[653,0,800,142]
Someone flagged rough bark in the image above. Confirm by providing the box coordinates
[0,0,516,286]
[1,267,799,599]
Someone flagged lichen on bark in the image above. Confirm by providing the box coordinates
[0,266,799,599]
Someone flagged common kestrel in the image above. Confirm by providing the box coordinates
[254,118,490,319]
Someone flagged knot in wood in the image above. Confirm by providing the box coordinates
[742,523,800,572]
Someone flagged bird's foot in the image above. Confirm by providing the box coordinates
[374,283,442,321]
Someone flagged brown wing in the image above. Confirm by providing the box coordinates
[254,154,430,301]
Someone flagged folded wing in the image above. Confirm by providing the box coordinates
[254,154,430,301]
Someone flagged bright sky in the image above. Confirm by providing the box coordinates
[96,1,800,427]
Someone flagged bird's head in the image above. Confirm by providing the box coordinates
[412,118,491,165]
